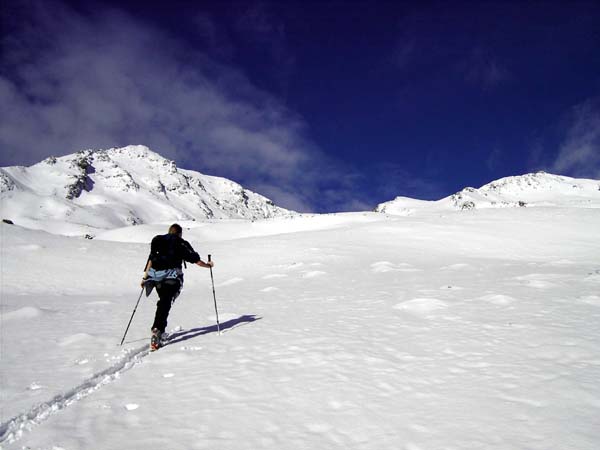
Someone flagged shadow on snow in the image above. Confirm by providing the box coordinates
[165,314,261,346]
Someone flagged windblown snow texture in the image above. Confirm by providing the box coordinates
[2,206,600,449]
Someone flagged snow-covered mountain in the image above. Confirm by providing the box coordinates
[376,172,600,215]
[0,145,294,234]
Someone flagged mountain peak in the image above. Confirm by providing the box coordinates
[103,145,163,160]
[377,171,600,215]
[0,146,295,235]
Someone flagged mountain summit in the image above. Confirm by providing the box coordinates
[0,145,294,234]
[376,172,600,215]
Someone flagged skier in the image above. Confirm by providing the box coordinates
[141,223,214,350]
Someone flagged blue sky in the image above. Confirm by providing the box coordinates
[1,0,599,212]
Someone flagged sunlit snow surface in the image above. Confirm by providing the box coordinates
[1,209,600,449]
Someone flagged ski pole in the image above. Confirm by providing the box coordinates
[120,287,144,346]
[208,254,221,334]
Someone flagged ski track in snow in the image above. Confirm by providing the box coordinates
[2,210,600,449]
[0,344,149,445]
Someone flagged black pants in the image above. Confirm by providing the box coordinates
[152,279,182,333]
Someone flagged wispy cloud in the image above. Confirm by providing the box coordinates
[0,1,450,212]
[486,146,503,172]
[392,11,512,91]
[552,98,600,179]
[0,0,348,212]
[192,13,235,61]
[460,48,512,90]
[234,2,296,96]
[527,137,547,171]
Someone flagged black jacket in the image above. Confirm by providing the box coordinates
[148,234,201,270]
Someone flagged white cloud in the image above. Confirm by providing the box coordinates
[0,1,333,211]
[0,1,446,212]
[552,99,600,179]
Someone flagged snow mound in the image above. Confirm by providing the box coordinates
[393,298,448,316]
[2,306,44,321]
[301,270,326,278]
[58,333,95,347]
[479,294,516,305]
[579,295,600,306]
[374,197,436,215]
[261,286,279,292]
[377,171,600,215]
[370,261,396,273]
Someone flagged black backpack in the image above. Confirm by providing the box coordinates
[150,234,181,270]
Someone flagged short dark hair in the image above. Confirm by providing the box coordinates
[168,223,182,236]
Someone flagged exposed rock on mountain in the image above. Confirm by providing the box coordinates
[0,145,294,234]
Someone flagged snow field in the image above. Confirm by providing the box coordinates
[1,208,600,449]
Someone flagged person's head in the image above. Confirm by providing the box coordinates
[168,223,182,237]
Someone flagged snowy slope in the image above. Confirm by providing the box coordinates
[0,145,294,235]
[377,172,600,215]
[2,207,600,449]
